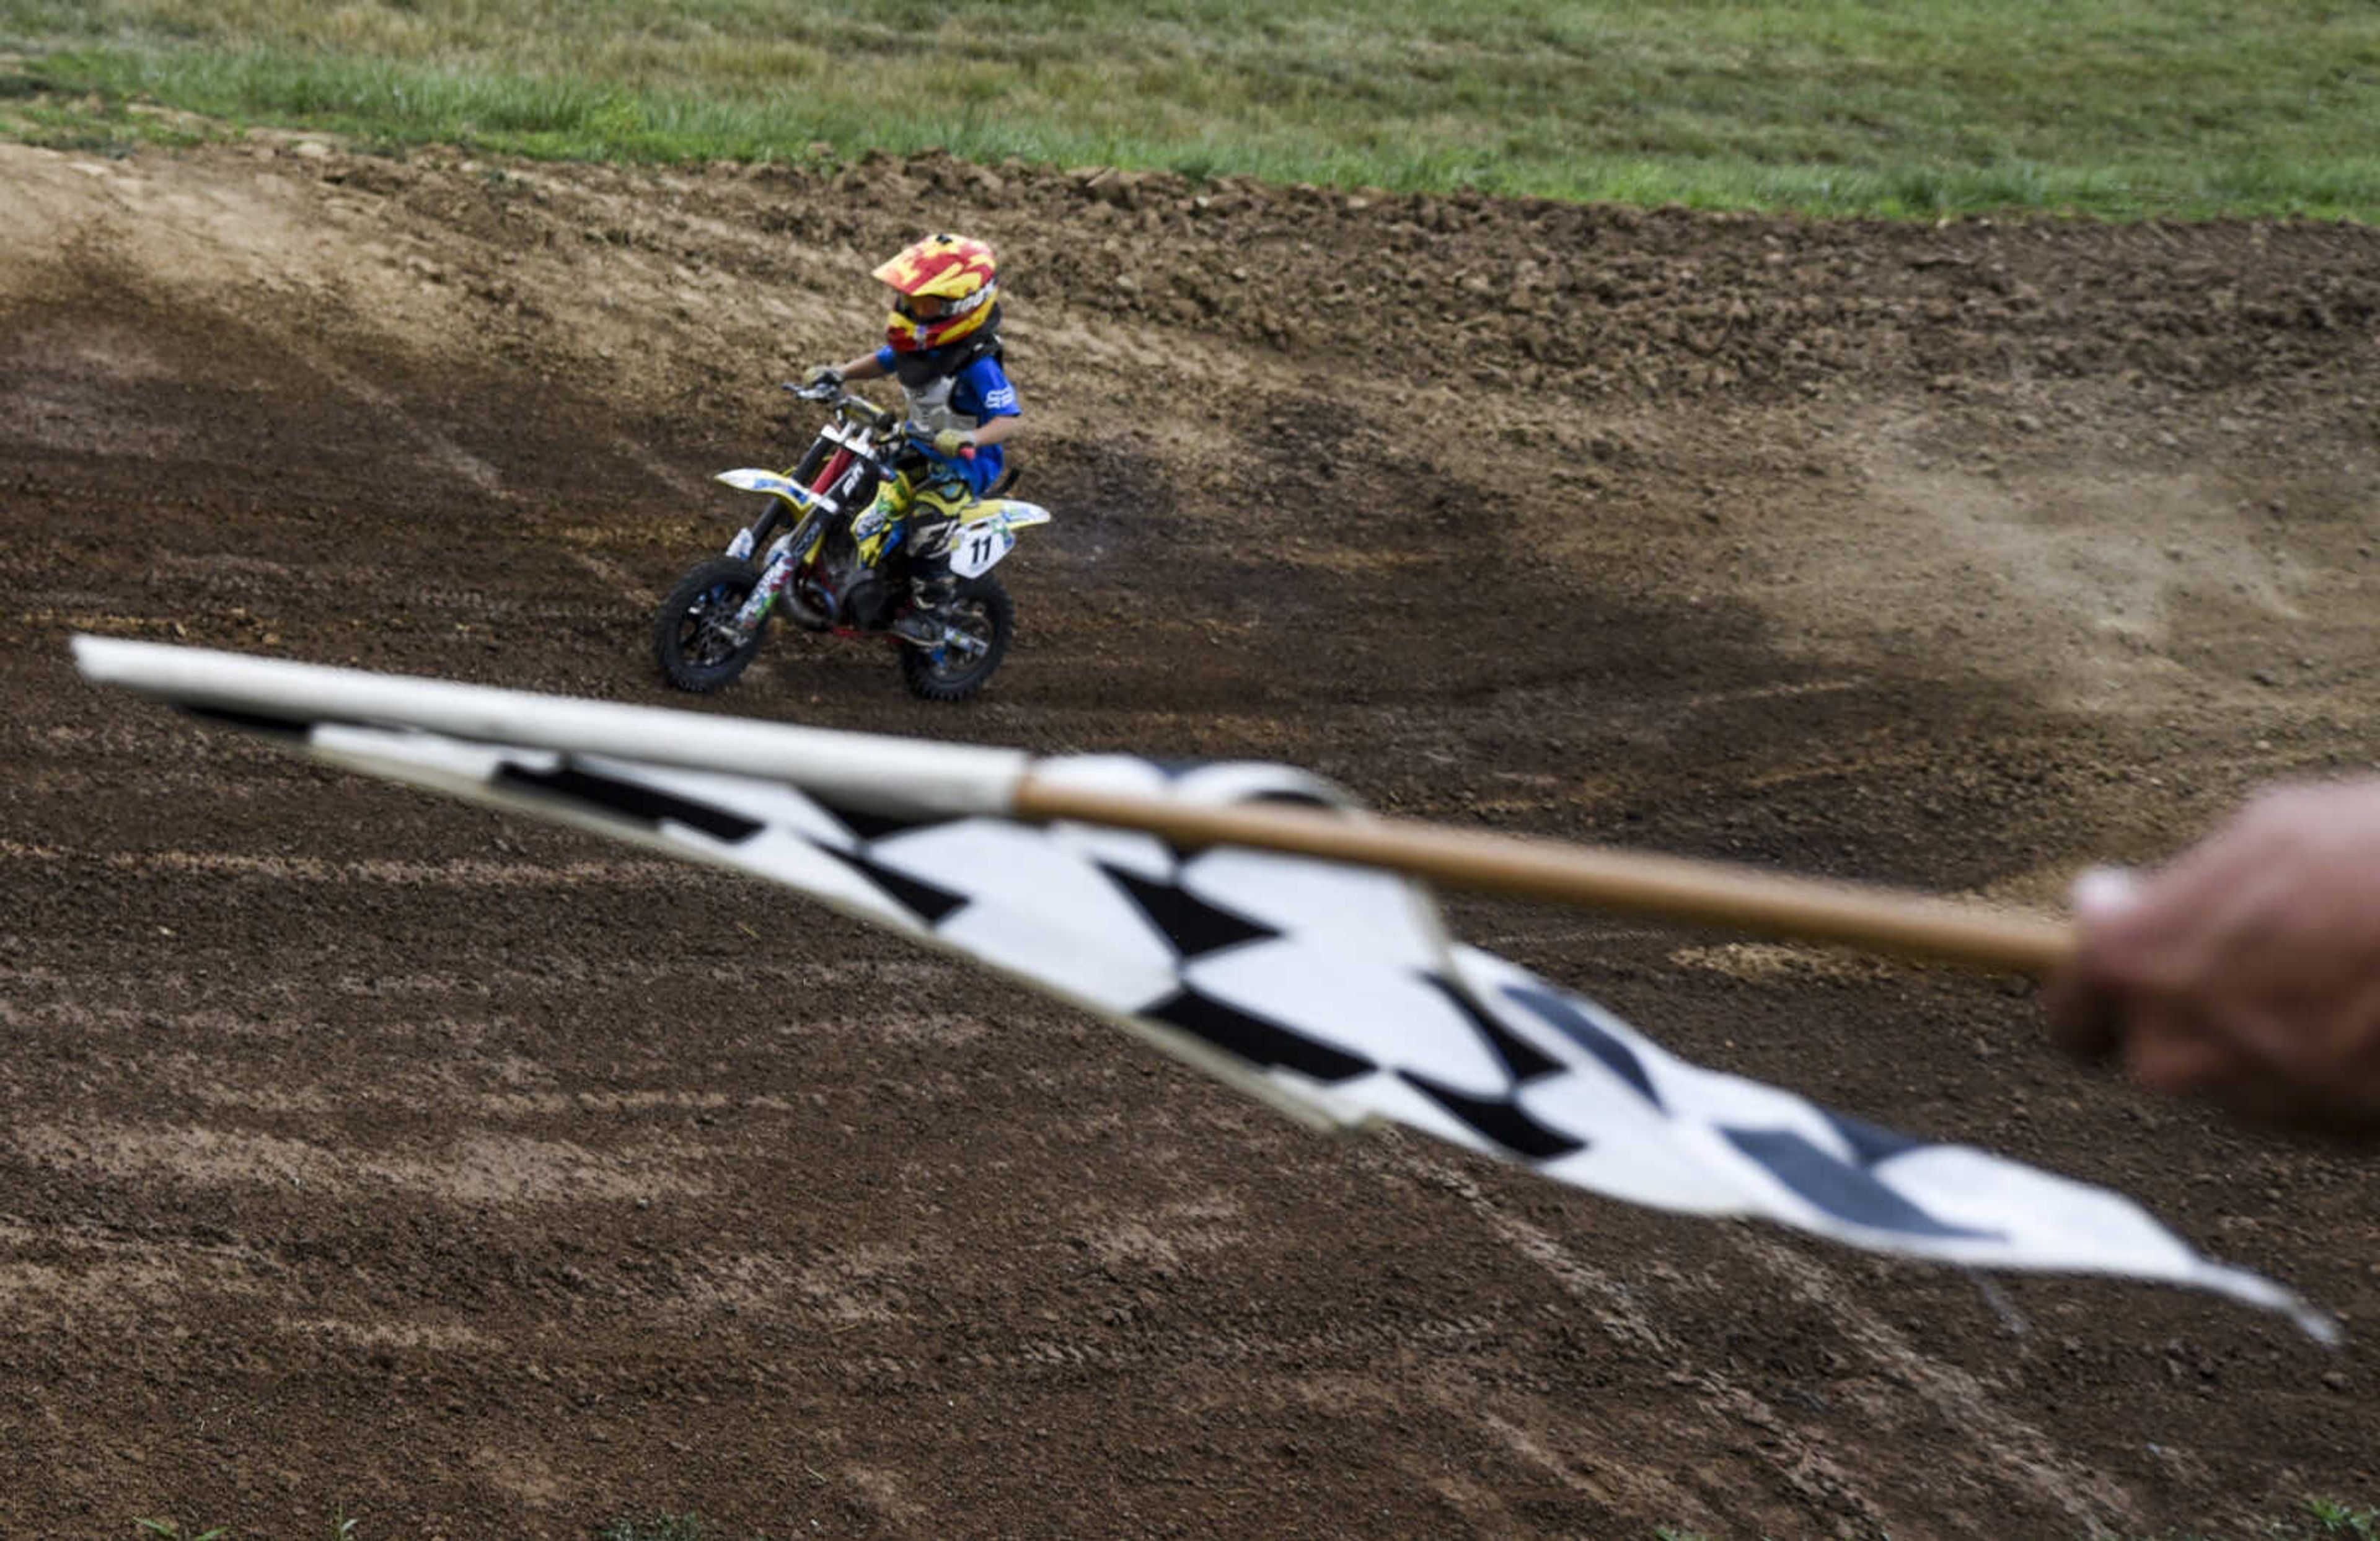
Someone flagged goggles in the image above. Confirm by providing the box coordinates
[891,283,992,323]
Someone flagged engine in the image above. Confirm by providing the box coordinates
[840,575,901,632]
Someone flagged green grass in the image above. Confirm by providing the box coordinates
[4,0,2379,218]
[2299,1496,2380,1541]
[597,1517,710,1541]
[134,1521,229,1541]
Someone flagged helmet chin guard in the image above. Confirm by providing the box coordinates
[890,304,1003,388]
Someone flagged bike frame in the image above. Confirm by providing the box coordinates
[716,395,905,635]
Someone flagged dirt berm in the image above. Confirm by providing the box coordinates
[3,138,2378,1539]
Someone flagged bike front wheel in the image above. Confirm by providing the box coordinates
[653,557,767,693]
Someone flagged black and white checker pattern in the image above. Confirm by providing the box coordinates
[196,708,2319,1334]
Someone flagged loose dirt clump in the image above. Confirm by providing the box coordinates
[3,138,2378,1539]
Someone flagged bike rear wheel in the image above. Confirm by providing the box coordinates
[897,574,1015,702]
[654,556,767,693]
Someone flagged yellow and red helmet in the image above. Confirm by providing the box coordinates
[873,233,999,353]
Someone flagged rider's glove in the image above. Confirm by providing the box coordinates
[804,365,843,391]
[932,428,974,458]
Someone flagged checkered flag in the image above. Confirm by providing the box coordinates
[73,638,2329,1338]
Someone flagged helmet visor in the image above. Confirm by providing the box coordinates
[892,291,954,321]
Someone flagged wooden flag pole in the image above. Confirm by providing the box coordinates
[68,638,2074,975]
[1012,779,2075,977]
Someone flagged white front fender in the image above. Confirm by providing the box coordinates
[715,469,819,510]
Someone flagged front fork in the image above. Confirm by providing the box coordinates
[726,505,821,639]
[730,547,796,637]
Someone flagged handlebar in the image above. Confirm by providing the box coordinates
[904,426,976,460]
[779,381,974,457]
[782,379,900,433]
[783,379,883,415]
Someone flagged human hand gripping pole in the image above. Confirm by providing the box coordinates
[2043,781,2380,1133]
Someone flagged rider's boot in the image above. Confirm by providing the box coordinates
[888,598,943,646]
[889,570,955,647]
[888,519,958,647]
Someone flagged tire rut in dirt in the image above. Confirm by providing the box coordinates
[5,143,2378,1541]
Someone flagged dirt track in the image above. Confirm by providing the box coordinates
[4,137,2380,1539]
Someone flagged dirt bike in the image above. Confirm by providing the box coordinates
[651,379,1052,702]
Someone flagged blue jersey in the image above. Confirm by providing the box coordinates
[876,346,1021,497]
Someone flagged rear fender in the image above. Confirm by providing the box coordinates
[963,498,1052,531]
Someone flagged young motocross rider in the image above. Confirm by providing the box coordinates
[806,233,1021,645]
